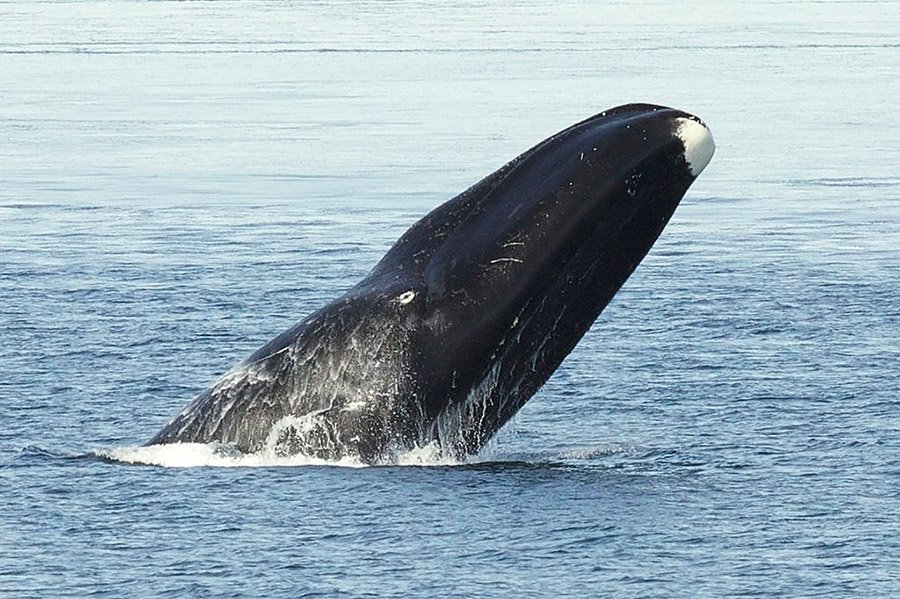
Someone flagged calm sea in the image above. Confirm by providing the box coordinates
[1,1,898,596]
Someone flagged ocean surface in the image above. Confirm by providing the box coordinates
[1,1,898,596]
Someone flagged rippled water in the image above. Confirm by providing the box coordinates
[1,1,898,596]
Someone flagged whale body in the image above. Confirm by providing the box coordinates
[148,104,715,463]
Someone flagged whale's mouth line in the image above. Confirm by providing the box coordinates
[422,135,703,458]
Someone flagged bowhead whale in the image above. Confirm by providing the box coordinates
[148,104,715,463]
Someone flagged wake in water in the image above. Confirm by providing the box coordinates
[90,438,674,470]
[0,438,683,472]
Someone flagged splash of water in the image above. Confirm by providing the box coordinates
[93,439,470,469]
[93,442,367,468]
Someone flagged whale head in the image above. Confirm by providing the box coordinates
[356,104,715,455]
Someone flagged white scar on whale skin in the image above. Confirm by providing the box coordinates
[674,117,716,177]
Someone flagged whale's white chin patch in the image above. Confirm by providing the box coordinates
[674,117,715,177]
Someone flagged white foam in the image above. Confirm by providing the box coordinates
[94,443,367,468]
[94,442,469,468]
[392,441,466,466]
[674,117,715,176]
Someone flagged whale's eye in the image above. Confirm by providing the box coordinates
[396,290,416,305]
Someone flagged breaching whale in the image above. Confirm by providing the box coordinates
[148,104,715,463]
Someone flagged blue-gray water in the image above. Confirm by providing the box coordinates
[1,1,898,596]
